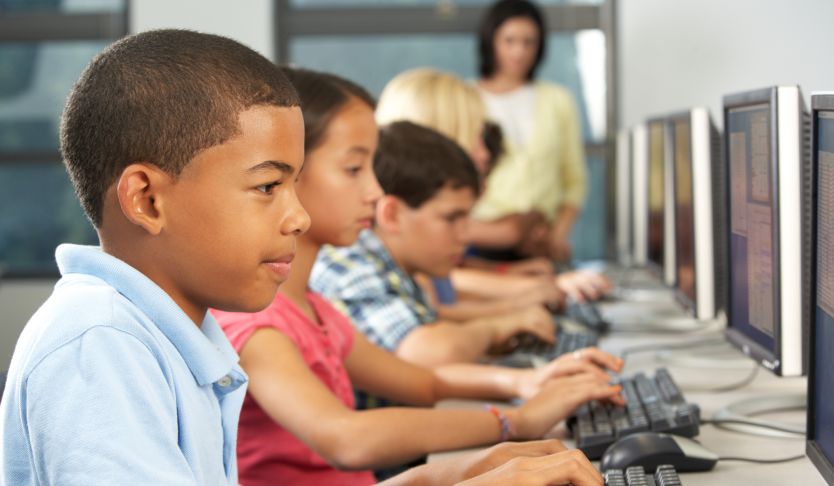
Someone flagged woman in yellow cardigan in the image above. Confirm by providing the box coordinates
[475,0,588,263]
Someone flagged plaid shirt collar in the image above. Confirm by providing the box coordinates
[355,230,436,323]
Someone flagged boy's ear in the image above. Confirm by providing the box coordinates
[115,163,172,236]
[374,195,402,234]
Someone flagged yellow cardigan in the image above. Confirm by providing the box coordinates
[473,81,588,222]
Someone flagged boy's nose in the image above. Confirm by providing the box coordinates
[285,194,311,236]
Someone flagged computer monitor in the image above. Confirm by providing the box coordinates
[806,92,834,484]
[723,86,811,377]
[646,118,676,285]
[669,108,726,321]
[616,128,632,265]
[631,123,648,266]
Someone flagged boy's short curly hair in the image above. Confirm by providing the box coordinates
[375,121,481,209]
[60,29,300,227]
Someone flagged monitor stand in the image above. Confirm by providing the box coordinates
[712,392,806,438]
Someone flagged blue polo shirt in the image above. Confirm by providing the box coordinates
[0,244,247,485]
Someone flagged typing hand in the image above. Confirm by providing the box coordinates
[507,373,624,439]
[550,346,623,373]
[505,257,554,277]
[490,306,555,349]
[455,448,603,486]
[556,270,613,303]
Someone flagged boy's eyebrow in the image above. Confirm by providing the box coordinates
[247,160,296,176]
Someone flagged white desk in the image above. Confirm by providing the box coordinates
[430,321,825,485]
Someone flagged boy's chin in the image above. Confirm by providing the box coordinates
[219,288,281,314]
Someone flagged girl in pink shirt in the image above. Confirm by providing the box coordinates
[212,67,623,486]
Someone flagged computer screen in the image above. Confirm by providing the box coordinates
[670,109,723,321]
[724,86,809,377]
[807,95,834,484]
[616,128,632,264]
[631,124,648,266]
[672,116,696,307]
[647,120,666,272]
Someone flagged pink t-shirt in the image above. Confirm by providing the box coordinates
[213,292,375,486]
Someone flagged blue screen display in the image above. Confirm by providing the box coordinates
[813,113,834,469]
[726,104,778,353]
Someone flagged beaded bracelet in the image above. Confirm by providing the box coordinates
[484,405,515,442]
[494,263,510,274]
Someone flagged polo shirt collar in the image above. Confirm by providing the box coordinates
[56,244,242,388]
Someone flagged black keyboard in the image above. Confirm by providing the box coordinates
[492,330,598,368]
[568,368,700,459]
[565,300,610,333]
[604,464,683,486]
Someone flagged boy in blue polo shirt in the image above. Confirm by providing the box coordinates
[0,30,309,484]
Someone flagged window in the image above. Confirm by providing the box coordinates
[0,0,127,276]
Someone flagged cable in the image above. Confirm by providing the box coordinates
[619,336,725,358]
[677,365,760,393]
[718,454,806,464]
[702,417,805,436]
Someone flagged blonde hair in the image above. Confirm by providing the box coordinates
[376,68,486,153]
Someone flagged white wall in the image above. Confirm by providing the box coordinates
[619,0,834,128]
[129,0,275,60]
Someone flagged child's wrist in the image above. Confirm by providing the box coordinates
[484,405,516,442]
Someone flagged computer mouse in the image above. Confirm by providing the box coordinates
[600,431,719,472]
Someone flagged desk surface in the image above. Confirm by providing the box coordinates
[429,313,826,485]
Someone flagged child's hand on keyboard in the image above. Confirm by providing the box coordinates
[488,306,555,350]
[505,373,625,439]
[556,271,613,302]
[552,347,624,373]
[454,448,603,486]
[517,358,612,399]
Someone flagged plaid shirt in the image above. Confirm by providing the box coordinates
[311,229,438,353]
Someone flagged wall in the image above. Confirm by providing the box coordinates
[129,0,275,60]
[619,0,834,129]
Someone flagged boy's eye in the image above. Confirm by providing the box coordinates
[345,166,361,176]
[256,181,281,194]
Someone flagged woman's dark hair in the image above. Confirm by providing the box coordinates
[478,0,546,80]
[482,121,505,174]
[279,66,376,154]
[375,121,481,209]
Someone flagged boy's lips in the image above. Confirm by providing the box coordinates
[264,253,294,279]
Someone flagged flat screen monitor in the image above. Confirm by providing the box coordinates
[616,128,632,265]
[723,86,810,377]
[646,119,667,275]
[669,108,725,320]
[631,123,648,266]
[807,92,834,484]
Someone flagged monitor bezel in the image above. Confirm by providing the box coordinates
[806,93,834,484]
[645,116,673,283]
[722,86,784,374]
[616,128,633,265]
[631,123,649,266]
[668,108,719,321]
[667,109,698,316]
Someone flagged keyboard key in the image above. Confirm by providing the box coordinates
[603,464,683,486]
